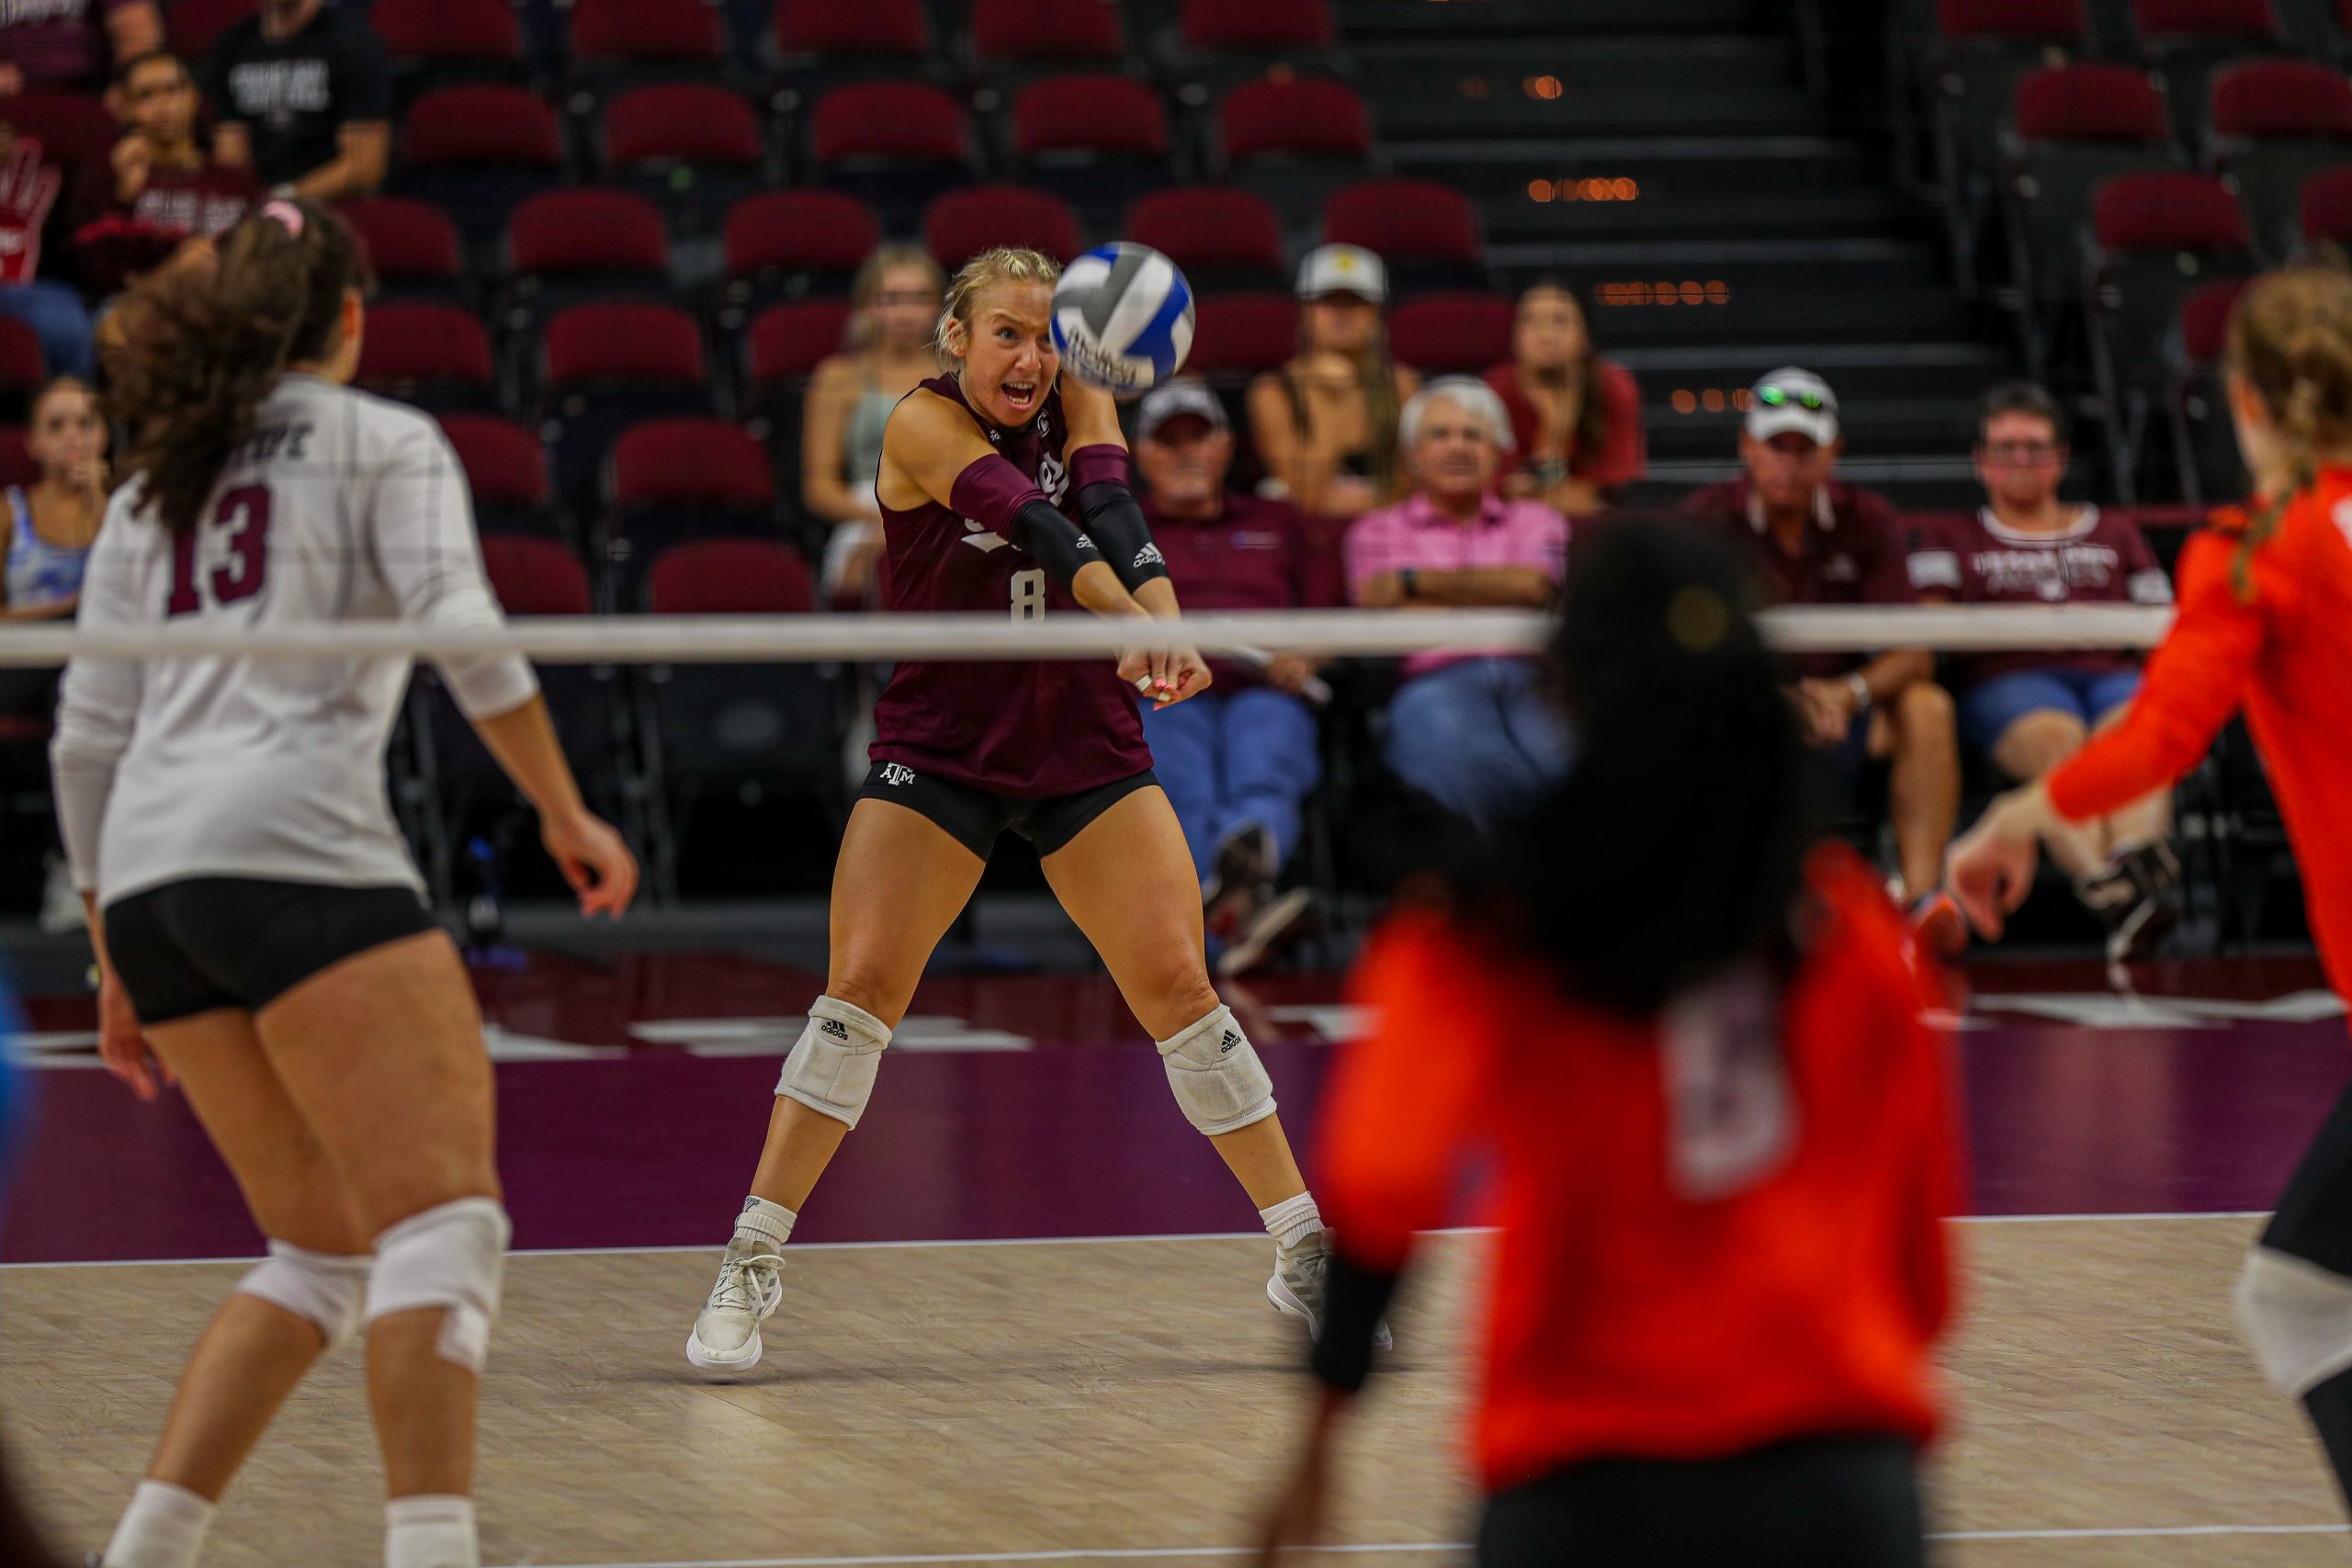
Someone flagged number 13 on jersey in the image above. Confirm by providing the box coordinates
[165,485,273,617]
[1010,568,1046,623]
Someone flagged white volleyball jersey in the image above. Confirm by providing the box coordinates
[51,373,539,906]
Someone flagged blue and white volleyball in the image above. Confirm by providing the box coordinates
[1051,243,1195,396]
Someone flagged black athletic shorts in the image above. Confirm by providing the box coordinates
[2265,1077,2352,1275]
[1476,1436,1926,1568]
[104,876,439,1025]
[855,762,1160,862]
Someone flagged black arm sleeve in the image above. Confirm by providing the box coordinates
[1308,1249,1403,1393]
[1010,498,1101,590]
[1075,480,1171,594]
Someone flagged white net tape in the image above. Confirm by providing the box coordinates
[0,604,2174,667]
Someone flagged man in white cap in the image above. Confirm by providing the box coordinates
[1246,243,1419,520]
[1678,367,1960,911]
[1130,379,1325,976]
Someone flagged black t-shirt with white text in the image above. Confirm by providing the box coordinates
[203,6,390,187]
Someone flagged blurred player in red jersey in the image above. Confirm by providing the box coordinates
[1255,519,1960,1566]
[1951,264,2352,1508]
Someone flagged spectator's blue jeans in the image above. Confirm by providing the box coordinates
[0,282,94,380]
[1385,657,1570,829]
[1141,684,1321,884]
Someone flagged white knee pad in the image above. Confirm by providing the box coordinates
[775,996,891,1129]
[1158,1004,1275,1136]
[239,1240,372,1351]
[2235,1245,2352,1395]
[366,1197,511,1373]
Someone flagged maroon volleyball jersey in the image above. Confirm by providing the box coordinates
[1905,506,2173,685]
[869,374,1152,797]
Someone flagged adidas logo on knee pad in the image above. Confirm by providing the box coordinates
[1219,1030,1241,1055]
[820,1019,850,1041]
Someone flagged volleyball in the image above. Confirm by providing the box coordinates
[1050,243,1195,396]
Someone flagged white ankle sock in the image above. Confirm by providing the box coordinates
[385,1494,477,1568]
[733,1196,797,1251]
[101,1480,214,1568]
[1260,1192,1324,1251]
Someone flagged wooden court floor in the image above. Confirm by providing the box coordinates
[1,1217,2342,1566]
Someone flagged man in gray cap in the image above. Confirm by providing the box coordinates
[1679,367,1959,913]
[1131,378,1326,976]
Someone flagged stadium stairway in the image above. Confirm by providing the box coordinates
[1349,0,2004,510]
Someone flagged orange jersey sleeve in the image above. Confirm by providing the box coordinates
[2047,524,2268,823]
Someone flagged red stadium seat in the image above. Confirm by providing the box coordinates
[973,0,1124,62]
[2178,276,2250,363]
[1186,291,1298,378]
[355,304,498,411]
[923,186,1083,268]
[0,426,35,490]
[0,318,43,392]
[747,299,855,386]
[545,303,707,384]
[810,80,969,165]
[1324,180,1484,292]
[613,418,775,508]
[1388,292,1516,376]
[2092,169,2251,249]
[1182,0,1334,51]
[2132,0,2278,38]
[164,0,257,59]
[2211,61,2352,139]
[2012,63,2168,141]
[439,414,550,507]
[371,0,523,71]
[604,84,766,170]
[1936,0,2088,36]
[571,0,727,63]
[1013,75,1169,159]
[2301,165,2352,241]
[507,190,672,281]
[402,85,563,170]
[649,538,815,614]
[722,191,881,288]
[1218,77,1372,162]
[0,92,119,177]
[342,197,465,292]
[1125,186,1284,279]
[775,0,927,56]
[481,536,592,616]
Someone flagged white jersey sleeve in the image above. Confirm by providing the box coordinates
[367,414,537,718]
[49,489,146,895]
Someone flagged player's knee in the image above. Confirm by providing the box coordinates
[239,1240,372,1350]
[2235,1245,2352,1395]
[1156,1003,1275,1137]
[1159,973,1224,1035]
[775,995,892,1130]
[365,1195,511,1373]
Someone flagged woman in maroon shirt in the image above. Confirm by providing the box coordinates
[1484,280,1645,515]
[684,248,1358,1380]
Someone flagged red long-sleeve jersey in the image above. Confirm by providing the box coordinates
[2048,469,2352,997]
[1316,850,1960,1494]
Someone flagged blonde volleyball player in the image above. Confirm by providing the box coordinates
[685,248,1382,1371]
[51,201,637,1568]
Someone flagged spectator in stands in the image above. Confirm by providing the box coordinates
[0,130,90,379]
[203,0,390,200]
[1250,244,1419,520]
[0,0,160,96]
[1909,383,2180,958]
[77,51,257,294]
[1130,379,1326,976]
[803,244,944,605]
[1484,279,1645,514]
[1679,367,1958,907]
[0,374,103,630]
[1347,376,1569,830]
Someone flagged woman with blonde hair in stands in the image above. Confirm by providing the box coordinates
[1951,261,2352,1514]
[685,246,1383,1375]
[54,198,636,1568]
[1248,243,1419,519]
[801,243,946,604]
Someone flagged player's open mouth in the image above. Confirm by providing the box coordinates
[1002,381,1037,411]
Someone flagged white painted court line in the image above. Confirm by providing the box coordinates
[0,1213,2272,1272]
[497,1524,2352,1568]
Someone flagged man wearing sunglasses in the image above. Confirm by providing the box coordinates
[1679,367,1959,912]
[1905,383,2179,962]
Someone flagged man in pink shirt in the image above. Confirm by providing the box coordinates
[1346,376,1569,829]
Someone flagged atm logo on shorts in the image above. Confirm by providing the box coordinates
[880,763,918,786]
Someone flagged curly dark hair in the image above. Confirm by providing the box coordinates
[102,198,368,535]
